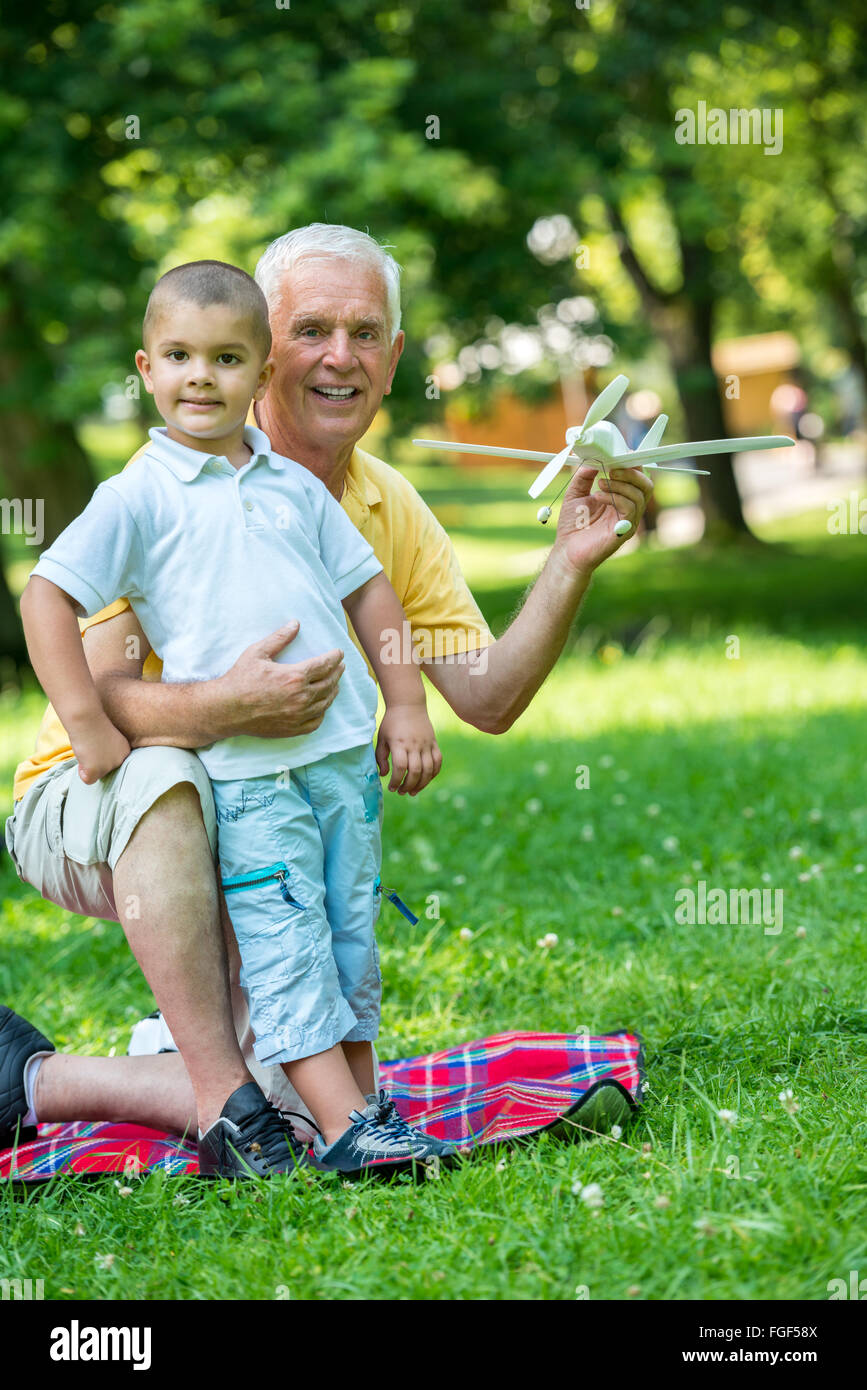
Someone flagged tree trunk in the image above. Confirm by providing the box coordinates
[664,298,752,541]
[0,543,27,667]
[607,200,752,541]
[0,266,97,548]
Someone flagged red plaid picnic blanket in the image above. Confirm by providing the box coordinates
[1,1029,643,1180]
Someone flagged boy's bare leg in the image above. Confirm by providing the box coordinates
[342,1041,376,1097]
[283,1047,370,1145]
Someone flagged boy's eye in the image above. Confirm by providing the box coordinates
[167,350,188,361]
[217,353,240,364]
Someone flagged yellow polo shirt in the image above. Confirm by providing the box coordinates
[12,444,494,802]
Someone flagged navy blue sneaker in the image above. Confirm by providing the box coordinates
[311,1090,460,1178]
[0,1006,55,1150]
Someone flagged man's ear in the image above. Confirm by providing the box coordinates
[134,348,155,395]
[383,330,405,396]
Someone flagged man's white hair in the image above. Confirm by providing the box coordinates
[254,224,402,340]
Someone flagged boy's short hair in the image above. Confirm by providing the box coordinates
[143,261,272,356]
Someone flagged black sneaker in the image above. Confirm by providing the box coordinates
[0,1005,55,1149]
[198,1082,311,1178]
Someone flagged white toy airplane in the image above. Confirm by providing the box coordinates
[414,373,794,534]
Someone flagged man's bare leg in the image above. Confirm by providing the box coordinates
[33,1052,196,1135]
[33,783,251,1135]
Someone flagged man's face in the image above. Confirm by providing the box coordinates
[267,257,405,455]
[135,301,272,451]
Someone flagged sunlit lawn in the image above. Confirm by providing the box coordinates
[1,449,865,1300]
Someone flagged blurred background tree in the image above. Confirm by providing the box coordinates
[0,0,864,661]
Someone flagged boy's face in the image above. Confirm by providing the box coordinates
[135,301,273,452]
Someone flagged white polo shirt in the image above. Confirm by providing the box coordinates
[32,425,383,780]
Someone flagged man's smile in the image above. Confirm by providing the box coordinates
[311,385,360,402]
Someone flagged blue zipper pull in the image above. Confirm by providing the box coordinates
[375,876,419,925]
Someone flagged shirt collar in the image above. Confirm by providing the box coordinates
[146,425,282,481]
[343,448,382,512]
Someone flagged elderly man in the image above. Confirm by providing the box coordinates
[2,224,651,1173]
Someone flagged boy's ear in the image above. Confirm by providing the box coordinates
[254,357,275,400]
[134,348,155,394]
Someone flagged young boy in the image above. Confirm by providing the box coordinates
[20,260,458,1178]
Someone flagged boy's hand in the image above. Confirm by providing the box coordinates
[375,705,442,795]
[71,712,132,785]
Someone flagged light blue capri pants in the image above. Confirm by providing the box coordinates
[212,741,384,1069]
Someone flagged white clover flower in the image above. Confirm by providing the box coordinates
[653,1194,671,1210]
[624,958,633,972]
[610,1125,623,1140]
[581,825,595,841]
[809,864,823,876]
[798,872,812,883]
[761,872,772,883]
[537,932,559,950]
[808,808,823,822]
[611,905,623,917]
[640,854,655,868]
[459,927,474,942]
[779,1088,800,1115]
[525,798,543,814]
[599,755,614,768]
[481,813,494,827]
[742,807,755,818]
[854,864,865,875]
[789,846,804,859]
[533,761,550,777]
[662,836,679,852]
[580,1183,604,1209]
[795,926,807,939]
[691,860,703,873]
[452,874,467,885]
[612,793,626,806]
[452,795,467,810]
[94,1253,116,1270]
[717,1109,737,1125]
[116,1186,133,1198]
[571,1179,583,1195]
[646,804,661,817]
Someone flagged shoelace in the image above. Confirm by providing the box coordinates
[239,1109,306,1170]
[349,1091,420,1152]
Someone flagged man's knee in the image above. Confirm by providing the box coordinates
[110,749,217,865]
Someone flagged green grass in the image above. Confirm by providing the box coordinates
[1,454,865,1301]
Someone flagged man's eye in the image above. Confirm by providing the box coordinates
[300,327,320,338]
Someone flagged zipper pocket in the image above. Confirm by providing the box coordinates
[221,862,304,910]
[374,874,419,925]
